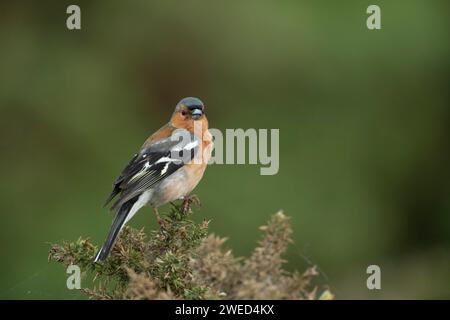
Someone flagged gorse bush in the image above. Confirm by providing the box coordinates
[49,204,332,299]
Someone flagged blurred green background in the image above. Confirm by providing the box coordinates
[0,0,449,299]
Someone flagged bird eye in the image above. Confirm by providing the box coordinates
[181,111,187,116]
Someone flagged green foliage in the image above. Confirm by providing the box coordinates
[49,205,328,300]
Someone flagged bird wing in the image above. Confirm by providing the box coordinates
[104,129,199,210]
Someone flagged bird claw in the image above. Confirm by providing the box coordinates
[181,194,201,214]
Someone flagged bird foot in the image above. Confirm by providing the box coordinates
[181,194,201,214]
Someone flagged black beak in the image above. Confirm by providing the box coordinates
[191,108,203,120]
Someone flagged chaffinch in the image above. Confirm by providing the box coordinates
[94,97,212,262]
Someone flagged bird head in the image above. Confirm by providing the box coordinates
[174,97,205,120]
[171,97,208,132]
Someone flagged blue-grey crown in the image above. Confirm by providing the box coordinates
[176,97,205,111]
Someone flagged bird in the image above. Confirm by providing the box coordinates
[94,97,213,262]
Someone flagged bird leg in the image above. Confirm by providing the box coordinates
[153,207,162,223]
[181,194,201,214]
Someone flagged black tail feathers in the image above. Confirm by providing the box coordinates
[94,197,137,263]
